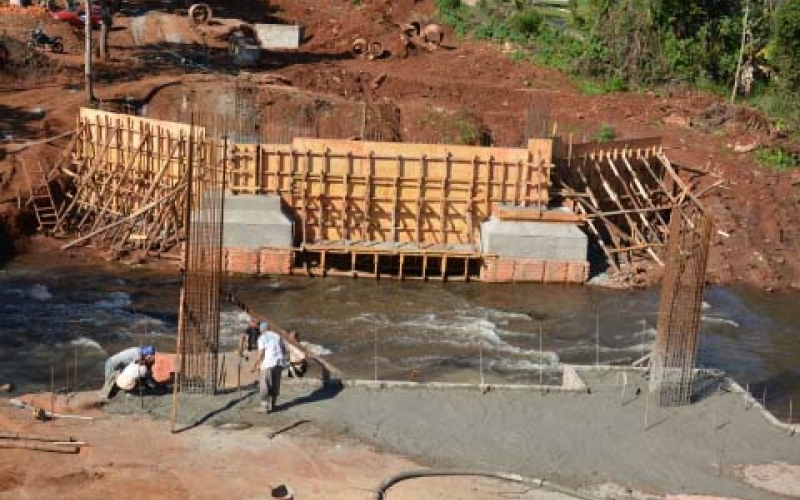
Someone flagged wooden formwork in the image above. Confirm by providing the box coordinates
[552,137,704,273]
[61,109,552,256]
[230,137,552,247]
[57,109,707,282]
[57,110,204,254]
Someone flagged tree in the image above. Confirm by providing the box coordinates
[773,0,800,91]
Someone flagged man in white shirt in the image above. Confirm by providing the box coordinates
[252,321,285,413]
[115,362,149,391]
[100,345,156,399]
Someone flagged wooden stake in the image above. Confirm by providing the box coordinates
[595,313,599,366]
[50,363,55,416]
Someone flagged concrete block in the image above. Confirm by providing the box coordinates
[219,194,293,249]
[561,365,587,391]
[480,216,587,261]
[254,24,303,49]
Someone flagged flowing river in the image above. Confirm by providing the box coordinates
[1,252,798,420]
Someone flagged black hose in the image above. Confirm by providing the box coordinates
[373,469,598,500]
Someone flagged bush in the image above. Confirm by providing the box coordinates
[420,108,492,146]
[434,0,473,35]
[750,88,800,134]
[596,124,616,142]
[509,8,544,39]
[773,0,800,92]
[438,0,461,9]
[756,146,799,171]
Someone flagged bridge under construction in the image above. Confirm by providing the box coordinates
[30,108,706,286]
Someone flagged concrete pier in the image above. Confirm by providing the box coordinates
[222,194,293,275]
[479,215,588,283]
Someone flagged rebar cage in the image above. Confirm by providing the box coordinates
[174,116,227,395]
[650,205,714,406]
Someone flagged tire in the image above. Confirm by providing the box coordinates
[51,41,64,53]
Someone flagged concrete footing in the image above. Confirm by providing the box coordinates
[480,256,588,283]
[222,194,293,275]
[479,215,589,283]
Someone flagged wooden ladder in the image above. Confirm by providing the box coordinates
[22,162,59,234]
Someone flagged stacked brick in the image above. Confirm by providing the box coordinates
[0,5,48,16]
[480,257,588,284]
[224,247,292,276]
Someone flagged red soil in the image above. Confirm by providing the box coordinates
[1,0,798,289]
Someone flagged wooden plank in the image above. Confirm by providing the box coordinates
[605,156,664,265]
[62,183,187,250]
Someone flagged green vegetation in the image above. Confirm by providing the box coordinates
[756,146,799,171]
[773,0,800,92]
[434,0,800,137]
[420,108,492,146]
[596,124,616,142]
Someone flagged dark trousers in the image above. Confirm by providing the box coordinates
[259,365,282,405]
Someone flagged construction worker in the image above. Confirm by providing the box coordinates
[239,318,260,359]
[101,345,156,398]
[114,359,153,392]
[252,322,285,413]
[104,345,155,380]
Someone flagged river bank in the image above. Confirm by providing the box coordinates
[1,370,798,500]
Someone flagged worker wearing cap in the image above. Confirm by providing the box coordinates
[101,345,157,398]
[252,322,285,413]
[104,345,156,380]
[238,318,260,359]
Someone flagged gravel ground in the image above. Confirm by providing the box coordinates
[105,370,799,500]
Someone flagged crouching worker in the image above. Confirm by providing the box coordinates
[252,322,285,413]
[104,345,156,380]
[101,345,156,398]
[114,359,157,393]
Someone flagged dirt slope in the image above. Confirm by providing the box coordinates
[1,0,798,289]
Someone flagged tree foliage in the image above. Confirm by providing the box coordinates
[773,0,800,91]
[434,0,799,130]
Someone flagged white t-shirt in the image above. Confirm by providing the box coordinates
[257,331,284,370]
[116,362,147,390]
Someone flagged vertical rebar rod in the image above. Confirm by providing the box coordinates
[84,0,93,104]
[479,340,484,386]
[538,319,543,386]
[641,318,646,361]
[50,364,54,415]
[595,313,599,367]
[73,345,78,397]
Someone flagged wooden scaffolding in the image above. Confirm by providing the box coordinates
[52,109,709,282]
[552,137,707,273]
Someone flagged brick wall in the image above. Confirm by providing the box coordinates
[224,247,293,276]
[480,257,589,284]
[224,248,260,275]
[259,249,292,275]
